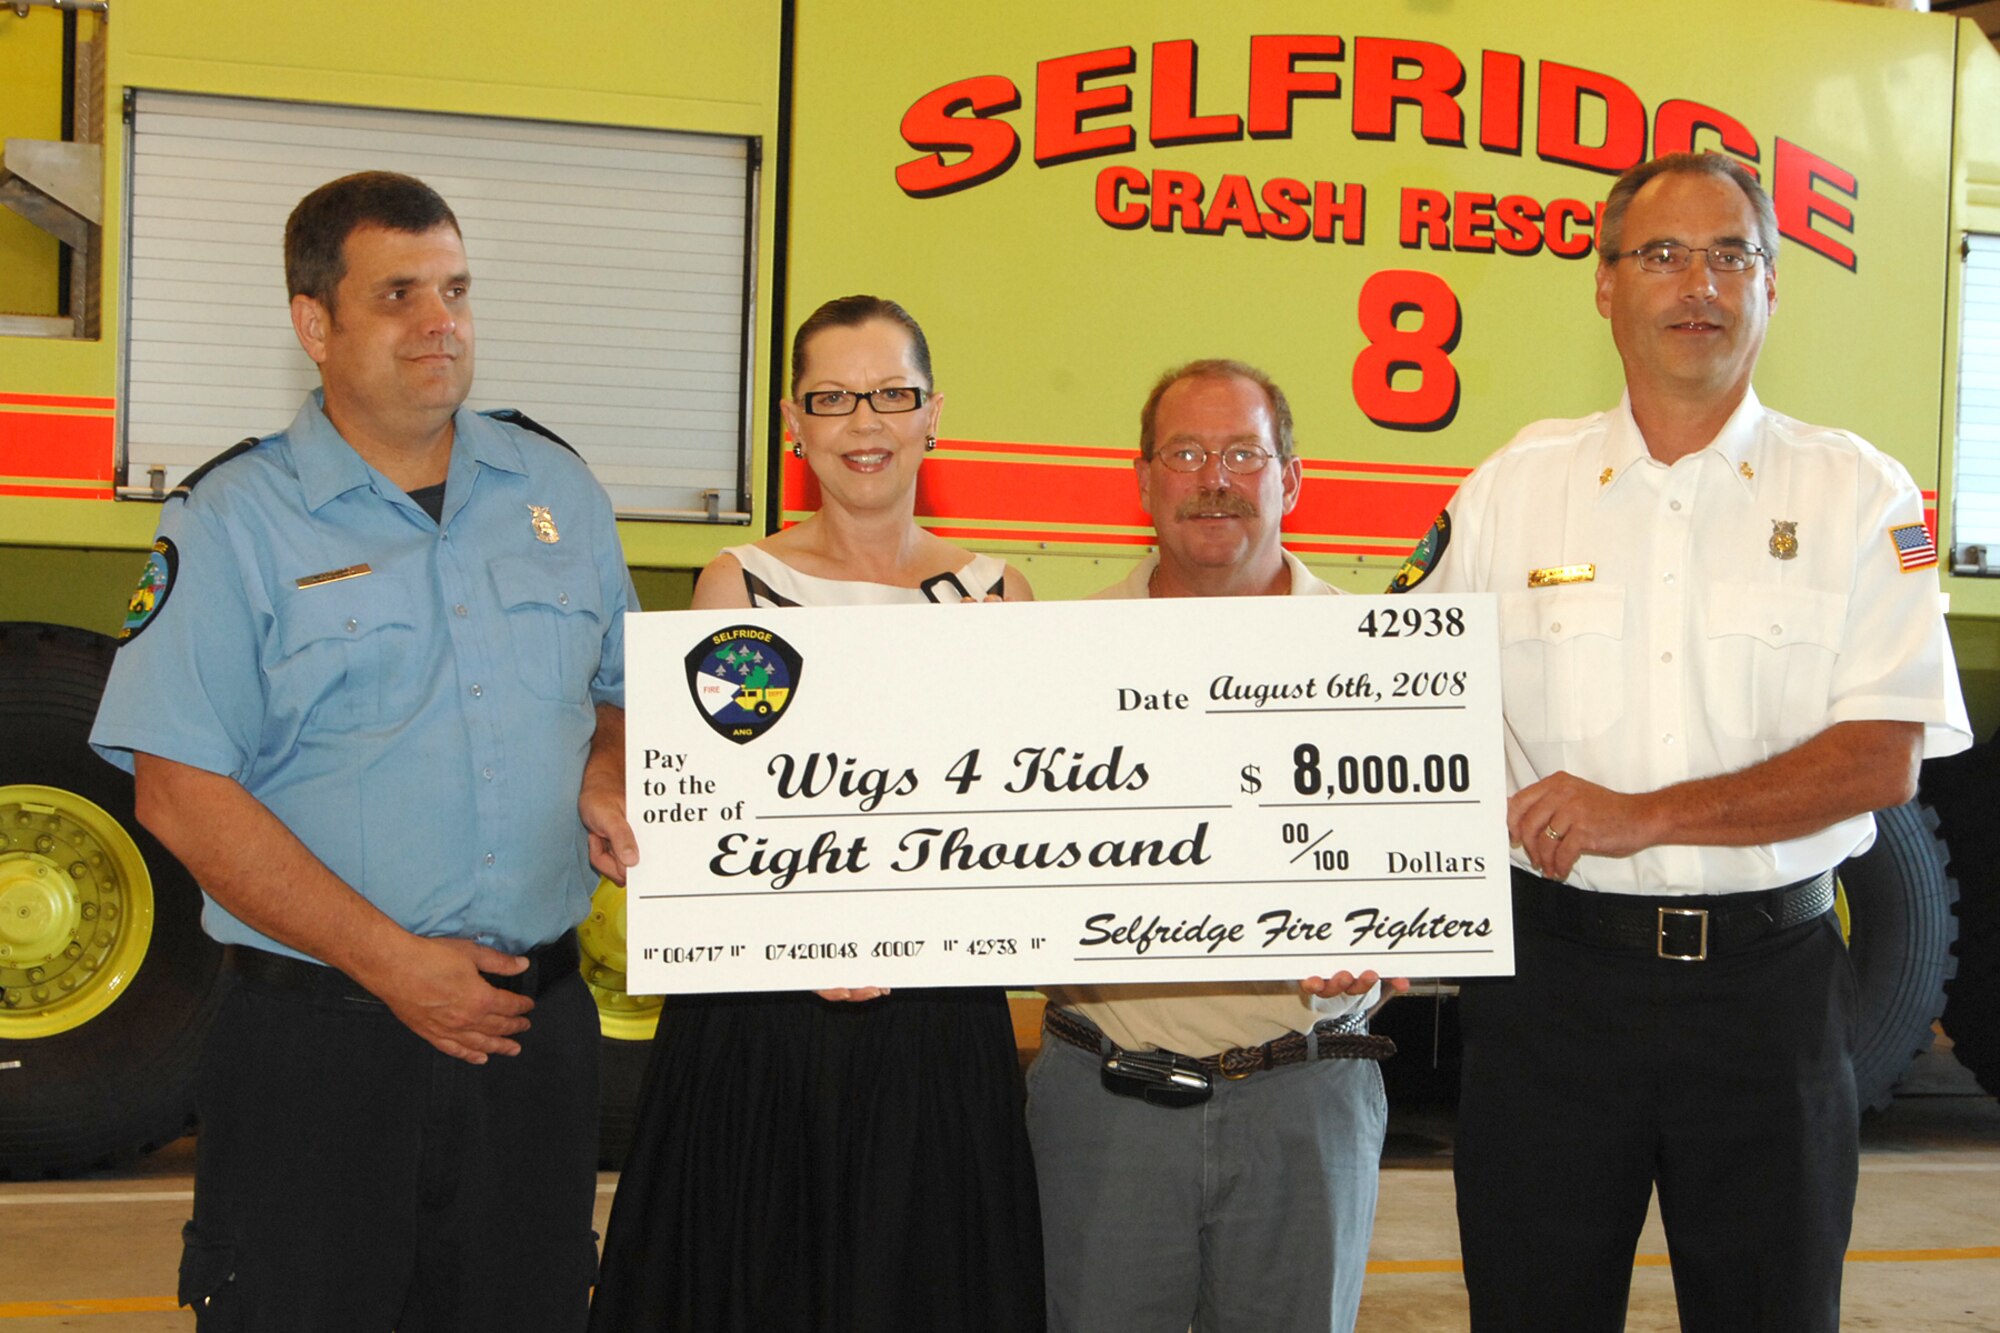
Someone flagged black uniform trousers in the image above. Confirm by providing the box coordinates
[179,951,601,1332]
[1454,872,1859,1333]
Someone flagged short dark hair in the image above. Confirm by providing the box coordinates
[789,295,934,395]
[284,171,461,314]
[1597,152,1778,268]
[1138,359,1296,463]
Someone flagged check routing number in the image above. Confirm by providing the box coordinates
[623,595,1513,994]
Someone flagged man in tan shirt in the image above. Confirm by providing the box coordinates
[1029,359,1402,1333]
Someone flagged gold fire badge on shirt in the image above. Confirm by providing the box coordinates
[1769,520,1798,560]
[528,504,560,544]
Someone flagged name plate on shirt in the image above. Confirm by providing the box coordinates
[623,595,1513,993]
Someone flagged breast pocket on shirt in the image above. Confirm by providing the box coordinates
[1702,583,1847,742]
[271,574,422,728]
[490,552,605,703]
[1497,584,1626,742]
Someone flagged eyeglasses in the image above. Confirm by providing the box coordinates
[1608,241,1768,275]
[800,387,929,416]
[1154,444,1275,474]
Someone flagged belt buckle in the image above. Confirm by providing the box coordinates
[1216,1046,1260,1080]
[1657,906,1709,962]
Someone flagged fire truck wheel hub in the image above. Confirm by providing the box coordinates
[0,786,155,1038]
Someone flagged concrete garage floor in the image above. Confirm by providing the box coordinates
[3,1043,1995,1331]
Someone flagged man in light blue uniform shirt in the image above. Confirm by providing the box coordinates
[90,171,637,1333]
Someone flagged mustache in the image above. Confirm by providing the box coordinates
[1175,489,1258,520]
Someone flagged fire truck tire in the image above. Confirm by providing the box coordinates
[1839,798,1957,1113]
[1944,906,2000,1096]
[597,1029,653,1169]
[0,623,227,1178]
[1921,735,2000,1097]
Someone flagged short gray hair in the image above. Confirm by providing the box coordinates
[1138,359,1296,463]
[1597,152,1778,269]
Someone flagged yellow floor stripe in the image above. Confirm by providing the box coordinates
[0,1298,180,1316]
[1847,1245,2000,1263]
[4,1248,1995,1318]
[1363,1245,2000,1276]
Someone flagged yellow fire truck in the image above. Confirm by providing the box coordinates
[2,0,1997,1174]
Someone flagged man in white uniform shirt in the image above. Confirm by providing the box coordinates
[1399,153,1971,1331]
[1029,360,1403,1333]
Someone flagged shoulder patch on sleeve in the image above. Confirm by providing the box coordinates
[1889,522,1938,572]
[483,408,584,461]
[118,537,178,642]
[169,436,264,499]
[1386,510,1451,593]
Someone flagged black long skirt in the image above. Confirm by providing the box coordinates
[589,988,1045,1332]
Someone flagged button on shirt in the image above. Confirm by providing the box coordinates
[1423,389,1970,894]
[91,391,635,956]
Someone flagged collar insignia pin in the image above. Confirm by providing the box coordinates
[528,504,559,544]
[1770,519,1798,560]
[1740,462,1755,480]
[1599,467,1614,487]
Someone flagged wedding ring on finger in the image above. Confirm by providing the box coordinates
[1544,825,1564,841]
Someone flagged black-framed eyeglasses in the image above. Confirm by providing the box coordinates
[1608,241,1768,275]
[800,387,929,416]
[1154,444,1275,474]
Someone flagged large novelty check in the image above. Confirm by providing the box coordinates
[623,594,1513,994]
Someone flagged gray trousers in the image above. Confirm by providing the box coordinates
[1026,1031,1385,1333]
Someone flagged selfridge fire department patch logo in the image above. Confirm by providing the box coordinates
[119,537,177,642]
[1386,510,1450,593]
[685,625,804,744]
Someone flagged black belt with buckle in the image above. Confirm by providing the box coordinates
[226,931,580,1003]
[1045,1004,1395,1108]
[1514,868,1835,962]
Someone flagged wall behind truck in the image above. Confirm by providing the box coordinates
[0,0,784,633]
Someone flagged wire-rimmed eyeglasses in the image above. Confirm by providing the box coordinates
[1607,241,1768,275]
[1153,444,1275,474]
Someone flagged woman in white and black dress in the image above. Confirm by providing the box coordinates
[588,295,1044,1333]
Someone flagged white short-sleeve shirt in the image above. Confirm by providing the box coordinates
[1420,388,1971,895]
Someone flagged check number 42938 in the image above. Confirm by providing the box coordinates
[1356,606,1464,638]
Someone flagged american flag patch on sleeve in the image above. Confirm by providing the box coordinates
[1889,522,1938,572]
